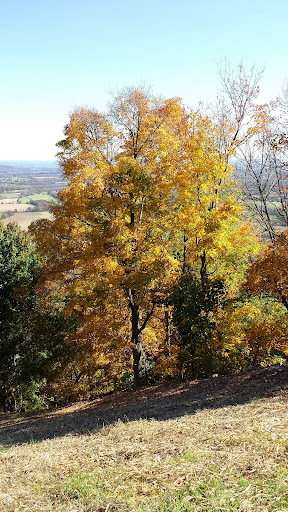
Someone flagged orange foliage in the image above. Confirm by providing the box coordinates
[246,232,288,310]
[30,86,261,388]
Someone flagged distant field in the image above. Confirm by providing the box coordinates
[18,193,54,203]
[0,162,65,202]
[0,162,63,231]
[0,203,32,212]
[0,198,21,204]
[2,211,53,229]
[0,193,20,199]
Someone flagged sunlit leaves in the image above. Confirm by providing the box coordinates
[246,232,288,310]
[31,85,263,388]
[213,298,288,366]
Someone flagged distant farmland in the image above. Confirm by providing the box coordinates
[0,161,62,229]
[2,211,53,229]
[0,203,32,212]
[18,193,55,204]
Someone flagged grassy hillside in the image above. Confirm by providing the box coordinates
[0,365,287,512]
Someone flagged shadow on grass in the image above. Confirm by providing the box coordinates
[0,363,287,446]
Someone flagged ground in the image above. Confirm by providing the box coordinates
[0,365,287,511]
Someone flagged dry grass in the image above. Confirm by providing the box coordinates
[0,198,20,204]
[0,203,31,212]
[0,365,287,512]
[2,211,53,229]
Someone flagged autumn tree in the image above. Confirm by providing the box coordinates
[246,232,288,311]
[175,63,266,289]
[213,298,288,367]
[31,84,262,390]
[32,89,188,389]
[168,64,267,377]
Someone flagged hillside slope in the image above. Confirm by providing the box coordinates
[0,365,287,511]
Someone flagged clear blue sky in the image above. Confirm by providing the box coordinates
[1,0,287,160]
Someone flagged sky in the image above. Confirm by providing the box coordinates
[0,0,287,160]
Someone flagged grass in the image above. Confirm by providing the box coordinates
[18,193,54,203]
[0,193,20,199]
[0,365,287,511]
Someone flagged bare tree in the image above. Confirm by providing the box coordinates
[214,61,264,165]
[212,62,288,240]
[235,128,288,241]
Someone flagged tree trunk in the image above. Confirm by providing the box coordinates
[133,336,143,389]
[183,230,189,270]
[129,289,143,389]
[165,308,172,356]
[200,250,207,289]
[252,345,259,366]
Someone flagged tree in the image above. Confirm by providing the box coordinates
[31,86,260,390]
[213,298,288,367]
[209,62,286,241]
[32,89,187,388]
[171,269,226,378]
[176,63,266,289]
[233,114,288,242]
[214,63,288,242]
[0,223,41,410]
[214,62,267,165]
[246,232,288,311]
[0,222,78,411]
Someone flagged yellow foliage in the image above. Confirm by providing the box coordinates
[30,86,261,386]
[246,232,288,310]
[213,299,288,366]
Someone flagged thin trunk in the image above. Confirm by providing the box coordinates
[133,337,143,389]
[131,306,143,389]
[252,345,259,366]
[183,230,189,270]
[261,191,276,242]
[129,289,143,389]
[165,308,172,356]
[200,250,207,289]
[130,210,135,226]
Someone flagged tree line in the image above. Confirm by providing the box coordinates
[1,64,288,411]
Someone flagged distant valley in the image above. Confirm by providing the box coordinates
[0,161,65,229]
